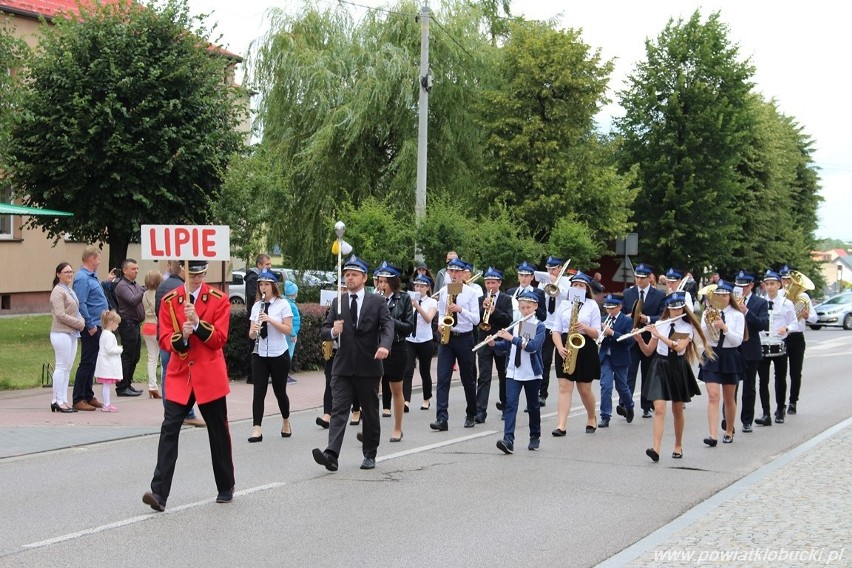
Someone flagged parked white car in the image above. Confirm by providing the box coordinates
[228,268,335,305]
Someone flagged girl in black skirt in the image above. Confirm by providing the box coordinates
[636,292,714,462]
[374,263,416,442]
[552,273,601,436]
[697,280,746,446]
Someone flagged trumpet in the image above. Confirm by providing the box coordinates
[472,313,534,352]
[596,314,614,346]
[543,259,572,297]
[479,292,496,332]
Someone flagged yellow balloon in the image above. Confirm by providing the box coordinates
[331,241,340,255]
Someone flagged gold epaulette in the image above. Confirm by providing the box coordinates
[162,289,180,303]
[208,288,224,299]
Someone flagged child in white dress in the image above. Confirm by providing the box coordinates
[94,310,123,412]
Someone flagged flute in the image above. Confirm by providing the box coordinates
[472,313,534,352]
[616,314,684,342]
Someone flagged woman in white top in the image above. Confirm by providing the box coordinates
[247,270,294,442]
[49,262,86,413]
[403,275,438,410]
[551,272,601,436]
[636,292,712,462]
[697,280,746,446]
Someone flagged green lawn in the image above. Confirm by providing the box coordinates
[0,315,156,390]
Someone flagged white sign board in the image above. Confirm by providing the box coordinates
[141,225,230,261]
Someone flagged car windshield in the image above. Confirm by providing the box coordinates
[823,294,852,305]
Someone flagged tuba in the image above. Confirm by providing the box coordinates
[698,284,724,343]
[562,298,586,374]
[785,270,814,320]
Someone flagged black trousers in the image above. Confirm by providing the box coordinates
[757,355,788,415]
[251,352,291,426]
[322,356,360,415]
[73,327,100,404]
[539,330,556,400]
[627,342,654,411]
[739,359,760,425]
[327,374,380,460]
[785,332,806,405]
[475,344,507,417]
[117,320,141,390]
[403,341,434,402]
[150,394,234,503]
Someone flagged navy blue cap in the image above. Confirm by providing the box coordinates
[634,263,653,277]
[462,261,474,272]
[342,255,369,274]
[373,261,401,278]
[665,268,683,280]
[446,258,466,271]
[665,291,687,308]
[483,267,503,280]
[413,275,433,288]
[779,265,792,278]
[571,271,592,285]
[517,291,539,304]
[735,270,755,285]
[517,261,535,275]
[763,269,781,282]
[545,256,563,268]
[187,260,208,274]
[715,279,734,293]
[256,269,279,283]
[602,294,624,308]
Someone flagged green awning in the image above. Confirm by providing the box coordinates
[0,202,73,216]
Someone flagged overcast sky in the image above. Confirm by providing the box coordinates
[187,0,852,243]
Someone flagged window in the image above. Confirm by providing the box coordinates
[0,187,13,240]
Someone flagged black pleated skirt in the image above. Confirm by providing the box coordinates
[698,347,745,385]
[555,334,600,382]
[642,353,701,403]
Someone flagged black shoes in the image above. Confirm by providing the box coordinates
[430,420,448,431]
[551,428,566,437]
[539,396,546,407]
[356,432,364,443]
[248,434,263,443]
[755,414,772,426]
[721,419,727,431]
[495,401,504,411]
[216,488,234,503]
[585,423,597,434]
[723,434,734,444]
[775,408,786,424]
[50,402,76,413]
[474,413,486,424]
[117,388,142,397]
[315,416,330,429]
[599,417,610,428]
[496,439,514,454]
[389,433,403,442]
[528,438,540,451]
[463,417,475,428]
[742,423,753,433]
[360,457,376,470]
[787,402,797,415]
[626,406,635,423]
[143,491,165,512]
[642,409,653,419]
[671,450,683,459]
[645,448,659,462]
[703,437,718,447]
[312,448,338,472]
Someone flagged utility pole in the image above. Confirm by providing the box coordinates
[414,1,430,262]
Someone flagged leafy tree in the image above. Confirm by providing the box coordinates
[0,20,29,177]
[615,11,756,274]
[248,0,492,268]
[476,19,632,251]
[7,0,246,268]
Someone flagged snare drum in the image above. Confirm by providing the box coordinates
[759,332,787,358]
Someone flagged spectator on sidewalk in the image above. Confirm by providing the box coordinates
[49,262,85,413]
[71,245,108,411]
[142,269,164,398]
[114,259,145,397]
[283,281,301,384]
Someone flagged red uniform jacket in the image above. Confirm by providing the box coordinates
[158,282,230,405]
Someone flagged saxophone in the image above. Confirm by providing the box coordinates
[440,285,461,345]
[563,298,586,374]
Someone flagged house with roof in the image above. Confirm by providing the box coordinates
[0,0,248,313]
[811,247,852,296]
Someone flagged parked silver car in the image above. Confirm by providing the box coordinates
[808,292,852,330]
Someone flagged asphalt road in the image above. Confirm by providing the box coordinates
[1,329,850,567]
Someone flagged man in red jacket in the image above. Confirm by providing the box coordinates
[143,260,234,512]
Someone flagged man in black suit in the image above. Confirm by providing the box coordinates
[622,263,665,418]
[733,270,769,432]
[313,255,394,472]
[475,267,515,422]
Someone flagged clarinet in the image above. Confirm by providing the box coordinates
[253,291,267,355]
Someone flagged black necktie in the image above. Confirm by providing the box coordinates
[350,294,358,329]
[410,299,422,337]
[548,296,555,314]
[667,322,676,355]
[768,300,774,310]
[640,289,645,302]
[717,311,726,346]
[514,332,523,368]
[259,301,270,339]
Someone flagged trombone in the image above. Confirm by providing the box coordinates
[543,259,572,297]
[431,271,482,299]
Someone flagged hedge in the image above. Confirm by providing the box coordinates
[224,303,328,379]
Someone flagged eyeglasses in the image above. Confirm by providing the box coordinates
[60,270,74,274]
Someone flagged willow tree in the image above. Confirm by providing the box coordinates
[615,11,757,273]
[247,0,493,267]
